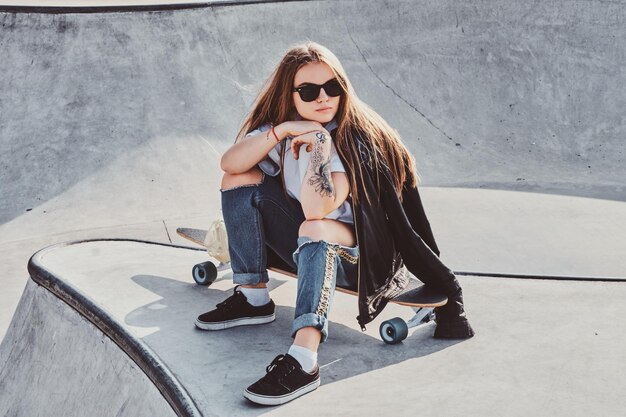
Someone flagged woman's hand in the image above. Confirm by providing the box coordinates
[276,120,324,140]
[290,129,331,160]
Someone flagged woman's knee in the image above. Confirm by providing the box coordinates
[298,220,327,241]
[221,168,263,190]
[299,219,356,247]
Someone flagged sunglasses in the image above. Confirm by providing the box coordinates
[292,79,343,102]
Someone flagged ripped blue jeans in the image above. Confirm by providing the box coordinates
[221,173,359,343]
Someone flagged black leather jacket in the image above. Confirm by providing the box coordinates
[265,127,467,333]
[342,129,463,330]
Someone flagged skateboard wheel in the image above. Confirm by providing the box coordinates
[192,261,218,286]
[379,317,409,345]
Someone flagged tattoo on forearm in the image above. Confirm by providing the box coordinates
[309,160,334,197]
[308,133,328,169]
[307,133,334,198]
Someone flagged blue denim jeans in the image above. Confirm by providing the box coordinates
[221,173,359,343]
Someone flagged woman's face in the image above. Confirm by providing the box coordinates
[292,62,341,124]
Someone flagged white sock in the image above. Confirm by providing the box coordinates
[239,287,271,306]
[288,344,318,373]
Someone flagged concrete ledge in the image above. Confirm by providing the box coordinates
[0,0,304,14]
[20,239,205,417]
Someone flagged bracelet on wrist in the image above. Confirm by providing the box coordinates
[271,126,280,143]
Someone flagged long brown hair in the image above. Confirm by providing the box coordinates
[235,41,421,204]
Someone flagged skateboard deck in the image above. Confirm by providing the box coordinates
[177,226,447,343]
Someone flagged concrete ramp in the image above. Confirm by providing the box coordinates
[0,242,202,417]
[0,281,185,417]
[1,239,625,416]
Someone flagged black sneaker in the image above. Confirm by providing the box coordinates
[195,286,275,330]
[243,354,320,405]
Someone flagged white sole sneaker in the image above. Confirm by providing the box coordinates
[194,314,275,330]
[243,378,321,405]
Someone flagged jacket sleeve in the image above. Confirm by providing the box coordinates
[372,146,441,258]
[381,182,459,293]
[401,181,441,257]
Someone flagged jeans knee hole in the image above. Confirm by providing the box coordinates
[220,173,265,192]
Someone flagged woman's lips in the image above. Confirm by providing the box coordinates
[316,107,332,112]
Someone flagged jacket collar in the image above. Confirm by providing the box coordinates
[324,118,338,132]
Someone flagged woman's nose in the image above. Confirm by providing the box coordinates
[317,88,329,101]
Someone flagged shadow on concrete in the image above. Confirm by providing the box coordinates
[126,274,461,414]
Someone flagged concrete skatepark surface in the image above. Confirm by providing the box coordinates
[1,1,625,416]
[2,239,626,416]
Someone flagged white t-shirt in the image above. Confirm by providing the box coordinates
[246,118,354,224]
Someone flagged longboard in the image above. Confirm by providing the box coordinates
[177,226,447,344]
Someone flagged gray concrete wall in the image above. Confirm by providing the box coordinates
[0,279,178,417]
[1,0,624,239]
